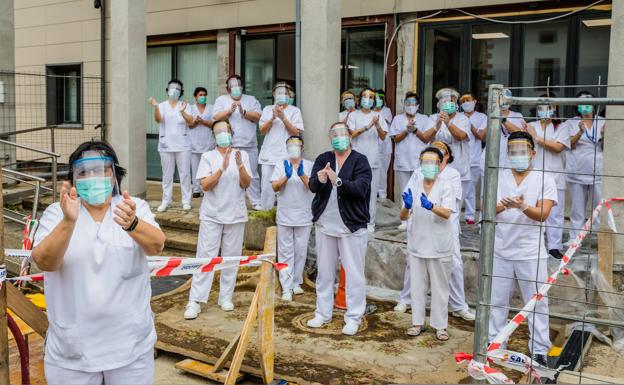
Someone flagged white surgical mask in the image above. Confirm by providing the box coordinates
[461,101,475,113]
[287,146,301,159]
[168,88,181,100]
[405,106,418,115]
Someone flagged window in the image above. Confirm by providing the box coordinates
[341,27,386,97]
[46,64,82,126]
[471,25,511,109]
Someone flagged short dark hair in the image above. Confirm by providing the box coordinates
[508,131,535,151]
[193,87,208,97]
[405,91,420,103]
[67,140,126,188]
[420,147,444,163]
[167,78,184,97]
[286,135,304,145]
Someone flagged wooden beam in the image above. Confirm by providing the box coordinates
[212,331,241,373]
[258,227,276,384]
[598,230,614,286]
[0,168,10,383]
[175,359,244,383]
[224,285,259,385]
[6,282,48,337]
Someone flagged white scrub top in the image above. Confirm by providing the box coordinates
[565,116,605,185]
[390,113,429,172]
[212,94,262,148]
[529,120,571,190]
[429,112,471,181]
[196,148,252,224]
[338,109,354,123]
[188,103,215,154]
[465,111,487,168]
[33,196,158,372]
[347,109,388,169]
[494,169,558,260]
[258,105,304,165]
[157,100,192,152]
[403,173,455,258]
[377,107,394,155]
[480,110,526,175]
[270,158,314,226]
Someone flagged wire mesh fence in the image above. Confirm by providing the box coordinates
[467,83,624,383]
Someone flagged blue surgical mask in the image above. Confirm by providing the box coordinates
[440,101,457,115]
[421,164,439,180]
[230,87,242,98]
[197,95,207,104]
[275,94,289,105]
[508,155,531,172]
[75,177,113,206]
[168,88,181,100]
[331,136,350,151]
[343,99,355,110]
[578,105,593,115]
[375,98,384,109]
[215,132,232,148]
[361,97,374,110]
[405,106,418,116]
[288,96,295,106]
[536,106,554,119]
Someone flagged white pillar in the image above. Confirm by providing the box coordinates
[604,1,624,263]
[300,0,342,159]
[216,29,229,98]
[110,0,147,196]
[0,0,16,165]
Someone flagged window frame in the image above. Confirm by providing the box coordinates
[45,62,83,129]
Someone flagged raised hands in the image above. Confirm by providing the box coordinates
[60,181,79,223]
[113,191,137,230]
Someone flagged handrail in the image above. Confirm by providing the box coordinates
[2,174,53,193]
[0,139,60,158]
[2,168,46,183]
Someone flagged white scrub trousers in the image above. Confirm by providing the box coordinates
[568,182,601,242]
[191,152,203,194]
[449,227,469,312]
[378,153,391,199]
[260,164,277,210]
[240,146,261,206]
[189,221,245,304]
[369,167,380,226]
[460,179,470,217]
[410,256,452,330]
[45,348,154,385]
[277,224,312,292]
[546,188,565,251]
[489,257,551,355]
[464,166,481,221]
[160,151,192,206]
[314,229,368,325]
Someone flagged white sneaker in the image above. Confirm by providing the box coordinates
[183,301,201,320]
[182,204,191,211]
[306,315,328,328]
[157,202,169,212]
[281,291,293,301]
[367,224,375,233]
[394,302,408,313]
[218,299,234,312]
[293,285,304,295]
[252,204,264,211]
[451,308,476,321]
[397,221,407,231]
[342,321,359,336]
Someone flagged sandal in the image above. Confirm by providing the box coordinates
[436,329,449,341]
[407,325,424,336]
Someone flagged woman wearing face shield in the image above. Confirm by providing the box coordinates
[258,82,304,210]
[525,97,570,259]
[31,141,165,384]
[346,88,388,233]
[270,136,314,301]
[490,131,557,367]
[399,147,455,340]
[339,91,357,123]
[307,123,372,336]
[189,86,215,198]
[565,91,604,244]
[374,89,394,201]
[184,120,252,319]
[149,78,194,212]
[212,75,263,210]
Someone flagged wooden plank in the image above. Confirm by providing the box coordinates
[598,230,614,286]
[175,359,244,383]
[0,168,9,383]
[224,286,260,385]
[258,227,276,384]
[6,282,48,337]
[212,331,241,373]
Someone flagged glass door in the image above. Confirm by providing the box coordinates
[242,37,275,108]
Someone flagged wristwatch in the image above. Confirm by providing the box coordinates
[335,177,342,187]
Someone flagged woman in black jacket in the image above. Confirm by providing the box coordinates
[306,122,372,336]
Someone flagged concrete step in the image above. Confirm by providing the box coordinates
[163,227,198,254]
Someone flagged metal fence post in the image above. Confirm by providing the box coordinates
[473,84,503,364]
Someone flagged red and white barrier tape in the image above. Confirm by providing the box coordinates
[456,197,623,384]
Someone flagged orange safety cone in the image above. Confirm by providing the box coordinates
[334,265,347,310]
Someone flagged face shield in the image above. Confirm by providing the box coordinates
[420,152,441,180]
[286,137,303,159]
[342,94,356,110]
[507,139,532,172]
[578,94,594,115]
[72,151,118,206]
[404,97,419,115]
[329,124,351,151]
[536,105,554,120]
[227,77,243,98]
[360,90,376,110]
[167,82,182,100]
[375,93,385,109]
[213,121,233,148]
[273,85,290,105]
[431,141,448,158]
[436,89,459,114]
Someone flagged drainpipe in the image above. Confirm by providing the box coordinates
[295,0,301,108]
[96,0,106,140]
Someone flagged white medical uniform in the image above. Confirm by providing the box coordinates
[158,100,192,206]
[430,112,472,204]
[339,109,355,123]
[258,105,304,210]
[403,173,455,329]
[213,93,262,206]
[271,159,314,292]
[565,116,604,241]
[489,169,557,355]
[463,111,487,221]
[377,106,393,199]
[390,113,430,195]
[188,148,252,305]
[529,120,570,251]
[347,109,388,226]
[189,103,215,194]
[315,163,369,325]
[33,196,158,382]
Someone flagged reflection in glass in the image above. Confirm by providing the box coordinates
[577,18,610,99]
[422,26,461,114]
[344,28,386,97]
[470,25,511,111]
[243,38,275,107]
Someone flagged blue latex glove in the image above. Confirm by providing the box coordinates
[297,161,304,177]
[420,192,433,211]
[402,188,413,209]
[284,160,293,179]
